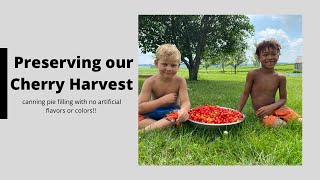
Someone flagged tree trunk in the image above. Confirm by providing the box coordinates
[189,66,199,80]
[234,66,237,74]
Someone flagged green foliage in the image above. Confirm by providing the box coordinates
[201,60,212,73]
[293,70,302,73]
[138,65,302,165]
[228,52,248,74]
[250,40,260,67]
[250,56,260,67]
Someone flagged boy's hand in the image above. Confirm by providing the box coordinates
[177,109,189,123]
[161,93,177,105]
[256,105,275,118]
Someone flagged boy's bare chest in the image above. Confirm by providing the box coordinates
[254,74,280,90]
[152,81,179,97]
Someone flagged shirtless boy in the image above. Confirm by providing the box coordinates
[237,39,302,128]
[138,44,191,131]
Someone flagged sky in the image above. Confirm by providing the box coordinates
[138,15,302,64]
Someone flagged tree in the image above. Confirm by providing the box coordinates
[203,49,228,73]
[248,40,260,67]
[202,50,222,73]
[202,60,212,74]
[250,55,260,67]
[139,15,254,80]
[218,53,232,73]
[226,32,251,74]
[229,52,248,74]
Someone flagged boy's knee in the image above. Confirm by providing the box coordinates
[138,118,156,129]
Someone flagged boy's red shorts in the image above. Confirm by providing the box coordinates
[261,106,301,126]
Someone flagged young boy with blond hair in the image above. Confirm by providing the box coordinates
[237,39,302,128]
[138,44,191,131]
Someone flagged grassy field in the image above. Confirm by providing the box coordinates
[138,64,302,165]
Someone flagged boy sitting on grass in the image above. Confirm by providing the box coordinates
[138,44,191,131]
[237,39,302,128]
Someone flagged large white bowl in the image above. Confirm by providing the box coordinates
[188,107,245,127]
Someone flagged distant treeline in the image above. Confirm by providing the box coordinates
[139,63,294,69]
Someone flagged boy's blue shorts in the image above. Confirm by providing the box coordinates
[142,106,180,120]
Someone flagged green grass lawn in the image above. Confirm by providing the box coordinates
[138,64,302,165]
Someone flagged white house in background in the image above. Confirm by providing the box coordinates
[294,56,302,71]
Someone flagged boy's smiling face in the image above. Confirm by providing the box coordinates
[258,47,280,69]
[155,58,180,78]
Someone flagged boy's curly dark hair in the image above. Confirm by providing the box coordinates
[255,39,281,57]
